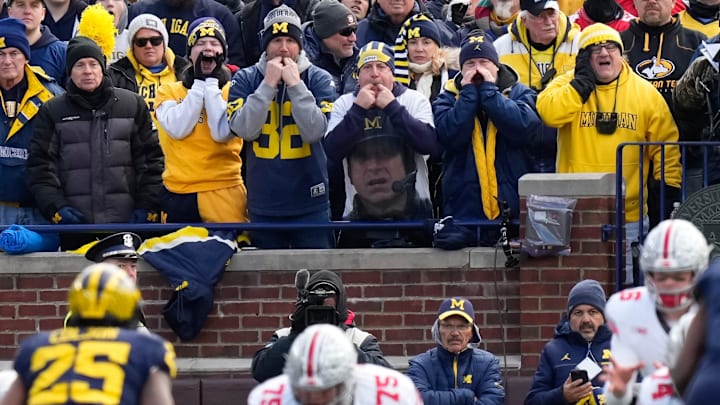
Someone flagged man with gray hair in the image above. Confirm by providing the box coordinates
[407,297,504,405]
[0,18,63,253]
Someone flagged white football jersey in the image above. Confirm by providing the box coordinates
[247,364,423,405]
[606,286,670,378]
[636,367,683,405]
[604,287,684,405]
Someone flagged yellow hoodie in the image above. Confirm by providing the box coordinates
[537,63,681,222]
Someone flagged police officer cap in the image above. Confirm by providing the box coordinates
[85,232,141,262]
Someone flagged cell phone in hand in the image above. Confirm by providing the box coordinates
[570,369,589,384]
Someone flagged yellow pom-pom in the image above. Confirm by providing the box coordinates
[77,4,117,59]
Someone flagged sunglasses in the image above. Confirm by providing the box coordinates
[134,36,163,47]
[338,27,357,37]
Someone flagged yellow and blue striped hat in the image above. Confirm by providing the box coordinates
[357,41,394,70]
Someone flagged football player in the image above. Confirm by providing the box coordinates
[670,258,720,404]
[64,232,150,332]
[2,263,177,405]
[603,219,712,405]
[248,324,422,405]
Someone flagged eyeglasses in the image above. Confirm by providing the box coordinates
[589,42,620,55]
[0,50,22,61]
[439,323,473,332]
[338,27,357,37]
[134,36,164,47]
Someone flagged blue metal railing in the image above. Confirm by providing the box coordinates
[0,219,519,247]
[614,141,720,291]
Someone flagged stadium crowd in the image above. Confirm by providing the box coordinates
[0,0,717,252]
[0,0,719,402]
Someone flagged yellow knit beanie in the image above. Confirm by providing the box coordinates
[578,23,623,52]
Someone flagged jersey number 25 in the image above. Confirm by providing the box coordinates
[29,341,131,403]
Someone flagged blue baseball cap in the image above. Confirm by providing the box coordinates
[438,297,475,323]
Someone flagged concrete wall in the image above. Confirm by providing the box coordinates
[0,173,619,385]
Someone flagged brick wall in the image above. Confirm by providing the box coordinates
[518,173,618,372]
[0,173,619,377]
[0,263,522,362]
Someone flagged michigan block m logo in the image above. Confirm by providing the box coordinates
[273,22,289,34]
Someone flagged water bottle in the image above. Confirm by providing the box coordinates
[670,202,681,219]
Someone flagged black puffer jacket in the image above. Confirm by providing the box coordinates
[28,77,164,223]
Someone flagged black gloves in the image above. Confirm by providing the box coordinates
[679,57,717,104]
[570,49,596,103]
[207,53,230,88]
[694,57,718,95]
[192,53,227,88]
[450,3,469,25]
[206,53,226,81]
[193,55,205,80]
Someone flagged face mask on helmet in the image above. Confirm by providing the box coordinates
[644,271,695,312]
[284,324,357,403]
[292,381,355,405]
[639,219,710,312]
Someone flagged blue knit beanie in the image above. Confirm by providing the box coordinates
[567,279,606,315]
[187,17,228,56]
[0,18,30,60]
[459,31,499,67]
[403,14,441,46]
